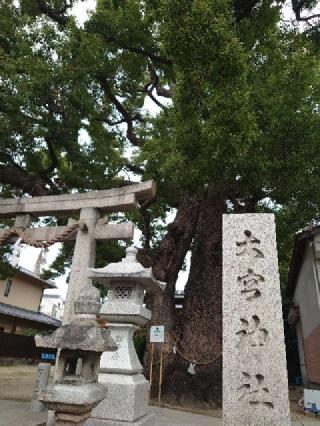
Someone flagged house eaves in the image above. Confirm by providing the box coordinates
[0,302,61,327]
[287,225,320,298]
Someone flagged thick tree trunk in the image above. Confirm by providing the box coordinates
[145,196,200,396]
[161,189,225,408]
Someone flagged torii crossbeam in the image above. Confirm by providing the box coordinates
[0,180,156,324]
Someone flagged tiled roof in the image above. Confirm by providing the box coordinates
[0,302,61,327]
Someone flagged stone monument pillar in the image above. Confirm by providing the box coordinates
[222,214,290,426]
[31,362,51,412]
[87,246,166,426]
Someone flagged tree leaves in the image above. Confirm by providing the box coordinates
[2,0,320,289]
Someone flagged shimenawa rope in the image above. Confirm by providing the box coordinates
[0,221,84,248]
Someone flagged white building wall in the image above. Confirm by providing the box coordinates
[294,242,320,337]
[40,295,65,321]
[294,239,320,386]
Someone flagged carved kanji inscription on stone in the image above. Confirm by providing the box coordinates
[236,315,268,348]
[238,372,274,409]
[237,268,265,300]
[223,214,290,425]
[236,230,264,258]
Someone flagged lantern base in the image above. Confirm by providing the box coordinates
[89,373,149,423]
[56,410,91,425]
[85,411,155,426]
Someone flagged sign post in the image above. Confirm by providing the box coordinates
[149,342,155,401]
[158,344,164,402]
[149,325,165,402]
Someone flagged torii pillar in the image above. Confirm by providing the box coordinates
[63,207,99,324]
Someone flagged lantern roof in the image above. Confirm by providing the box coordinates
[35,284,116,352]
[88,245,166,292]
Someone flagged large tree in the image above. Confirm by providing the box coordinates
[2,0,320,407]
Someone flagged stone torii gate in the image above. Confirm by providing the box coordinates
[0,180,155,324]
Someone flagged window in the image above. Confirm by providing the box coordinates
[4,279,12,297]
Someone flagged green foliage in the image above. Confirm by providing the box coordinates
[0,220,15,280]
[20,328,54,336]
[133,328,147,363]
[41,244,74,281]
[0,247,15,280]
[2,0,320,295]
[141,0,255,192]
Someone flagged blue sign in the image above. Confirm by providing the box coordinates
[41,353,55,361]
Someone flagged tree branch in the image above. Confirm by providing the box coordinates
[142,89,168,110]
[148,64,173,99]
[233,0,260,22]
[291,0,320,24]
[104,118,127,126]
[0,164,49,196]
[101,35,172,66]
[97,76,144,146]
[41,136,59,176]
[35,0,75,25]
[124,162,145,175]
[295,13,320,23]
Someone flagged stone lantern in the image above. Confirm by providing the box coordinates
[34,285,117,426]
[87,245,166,426]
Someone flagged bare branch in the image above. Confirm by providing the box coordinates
[97,76,144,146]
[145,90,168,110]
[101,35,172,66]
[296,13,320,23]
[124,162,145,175]
[35,0,74,25]
[291,0,320,25]
[148,63,173,99]
[104,118,127,126]
[137,82,168,110]
[41,136,59,176]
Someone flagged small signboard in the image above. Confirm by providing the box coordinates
[41,353,55,361]
[150,325,165,343]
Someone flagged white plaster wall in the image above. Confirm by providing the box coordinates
[40,296,65,320]
[294,242,320,338]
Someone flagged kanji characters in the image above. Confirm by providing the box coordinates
[238,372,274,408]
[236,315,268,348]
[235,230,274,410]
[237,268,265,300]
[236,230,264,258]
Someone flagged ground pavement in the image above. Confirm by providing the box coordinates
[0,400,320,426]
